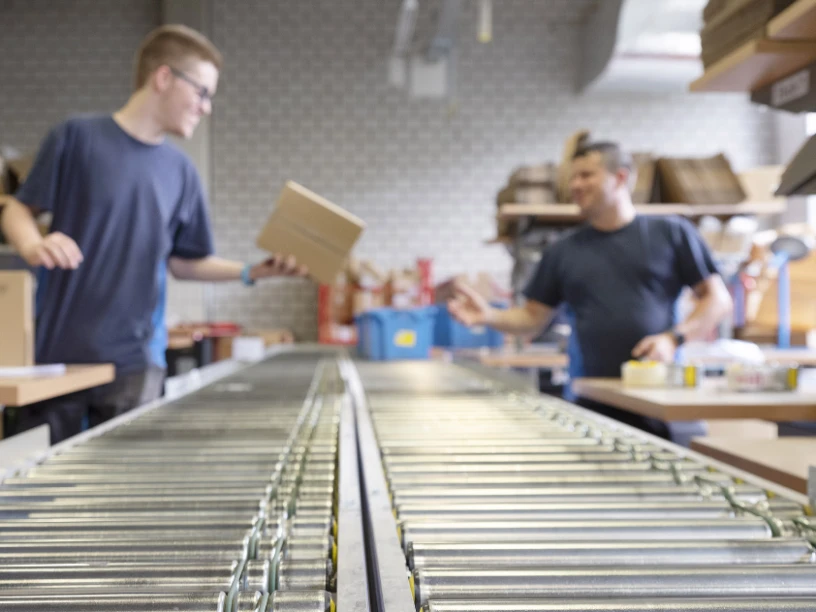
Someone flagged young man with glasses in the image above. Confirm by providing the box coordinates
[0,25,304,443]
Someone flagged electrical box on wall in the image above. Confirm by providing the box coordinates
[409,56,448,98]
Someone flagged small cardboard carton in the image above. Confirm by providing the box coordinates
[0,271,34,367]
[256,181,366,285]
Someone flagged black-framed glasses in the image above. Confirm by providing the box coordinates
[169,67,213,104]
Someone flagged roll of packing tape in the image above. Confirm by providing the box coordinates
[621,360,667,388]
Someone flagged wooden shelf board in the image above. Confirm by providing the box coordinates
[690,38,816,93]
[768,0,816,40]
[498,201,786,222]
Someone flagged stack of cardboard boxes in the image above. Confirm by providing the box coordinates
[318,258,435,345]
[700,0,796,68]
[0,271,34,367]
[494,129,750,239]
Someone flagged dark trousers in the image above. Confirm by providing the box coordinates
[4,367,166,445]
[575,396,671,440]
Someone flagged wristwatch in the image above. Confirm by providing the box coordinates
[241,263,256,287]
[671,330,686,347]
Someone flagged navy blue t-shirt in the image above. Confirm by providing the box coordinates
[524,216,719,380]
[16,115,214,373]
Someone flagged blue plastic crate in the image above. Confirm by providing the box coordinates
[356,307,435,361]
[433,304,504,349]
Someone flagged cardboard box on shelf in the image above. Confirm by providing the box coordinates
[387,268,421,309]
[557,130,590,203]
[738,165,785,203]
[508,163,558,186]
[256,181,365,285]
[631,153,658,204]
[0,271,34,367]
[350,259,388,290]
[657,154,745,204]
[353,288,386,316]
[497,184,556,206]
[703,0,732,23]
[700,0,796,68]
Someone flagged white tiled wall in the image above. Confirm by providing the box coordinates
[0,0,160,151]
[209,0,776,340]
[0,0,778,342]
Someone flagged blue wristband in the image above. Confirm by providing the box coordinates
[241,263,256,287]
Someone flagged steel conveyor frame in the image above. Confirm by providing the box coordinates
[0,347,813,612]
[0,347,371,612]
[341,355,815,612]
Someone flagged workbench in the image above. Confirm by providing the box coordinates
[691,436,816,495]
[0,364,115,438]
[572,377,816,422]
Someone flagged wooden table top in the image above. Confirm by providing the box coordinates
[572,377,816,422]
[691,436,816,494]
[0,365,115,407]
[452,346,816,371]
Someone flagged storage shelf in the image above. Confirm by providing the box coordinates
[691,0,816,94]
[768,0,816,40]
[497,201,786,223]
[690,38,816,93]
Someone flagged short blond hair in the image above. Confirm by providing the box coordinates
[134,24,223,90]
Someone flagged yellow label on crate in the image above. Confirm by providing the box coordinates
[394,330,417,348]
[788,367,799,390]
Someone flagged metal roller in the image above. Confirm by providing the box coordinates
[390,485,768,505]
[0,517,261,532]
[408,539,816,569]
[0,592,229,611]
[385,461,703,478]
[0,492,265,520]
[0,529,259,543]
[396,498,804,521]
[388,472,689,488]
[2,474,277,486]
[0,539,253,564]
[399,518,774,550]
[420,599,816,612]
[412,566,816,605]
[396,501,745,520]
[382,451,685,466]
[0,484,276,498]
[242,558,335,593]
[0,561,243,593]
[266,590,334,612]
[234,590,268,612]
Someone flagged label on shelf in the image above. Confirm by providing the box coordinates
[772,69,810,107]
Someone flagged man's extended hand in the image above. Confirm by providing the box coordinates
[448,281,493,327]
[249,254,308,280]
[19,232,84,270]
[631,332,677,362]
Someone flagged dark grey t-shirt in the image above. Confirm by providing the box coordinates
[15,115,214,373]
[524,216,719,379]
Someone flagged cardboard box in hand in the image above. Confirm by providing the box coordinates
[256,181,366,285]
